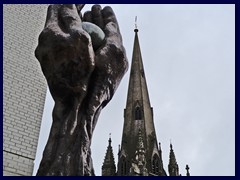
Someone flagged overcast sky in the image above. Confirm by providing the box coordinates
[33,4,235,176]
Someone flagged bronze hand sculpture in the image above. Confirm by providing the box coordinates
[35,4,128,176]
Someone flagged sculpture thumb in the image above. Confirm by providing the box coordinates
[104,22,122,43]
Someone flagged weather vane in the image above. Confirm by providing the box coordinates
[135,16,138,29]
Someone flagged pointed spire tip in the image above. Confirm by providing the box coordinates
[108,133,112,145]
[170,139,173,149]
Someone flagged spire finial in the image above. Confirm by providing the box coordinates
[108,133,112,145]
[134,16,138,32]
[135,16,138,29]
[118,144,121,155]
[170,139,173,150]
[186,165,190,176]
[158,142,162,152]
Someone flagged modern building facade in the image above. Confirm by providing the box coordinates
[3,4,48,176]
[102,28,190,176]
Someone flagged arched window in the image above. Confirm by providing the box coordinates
[152,155,160,175]
[135,106,142,120]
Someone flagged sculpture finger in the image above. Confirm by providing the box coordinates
[83,11,92,22]
[44,4,61,28]
[58,4,82,31]
[91,4,104,29]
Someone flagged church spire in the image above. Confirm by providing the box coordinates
[125,24,151,108]
[117,24,165,176]
[102,136,116,176]
[168,143,179,176]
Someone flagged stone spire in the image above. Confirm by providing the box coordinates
[117,26,165,176]
[168,143,179,176]
[102,135,116,176]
